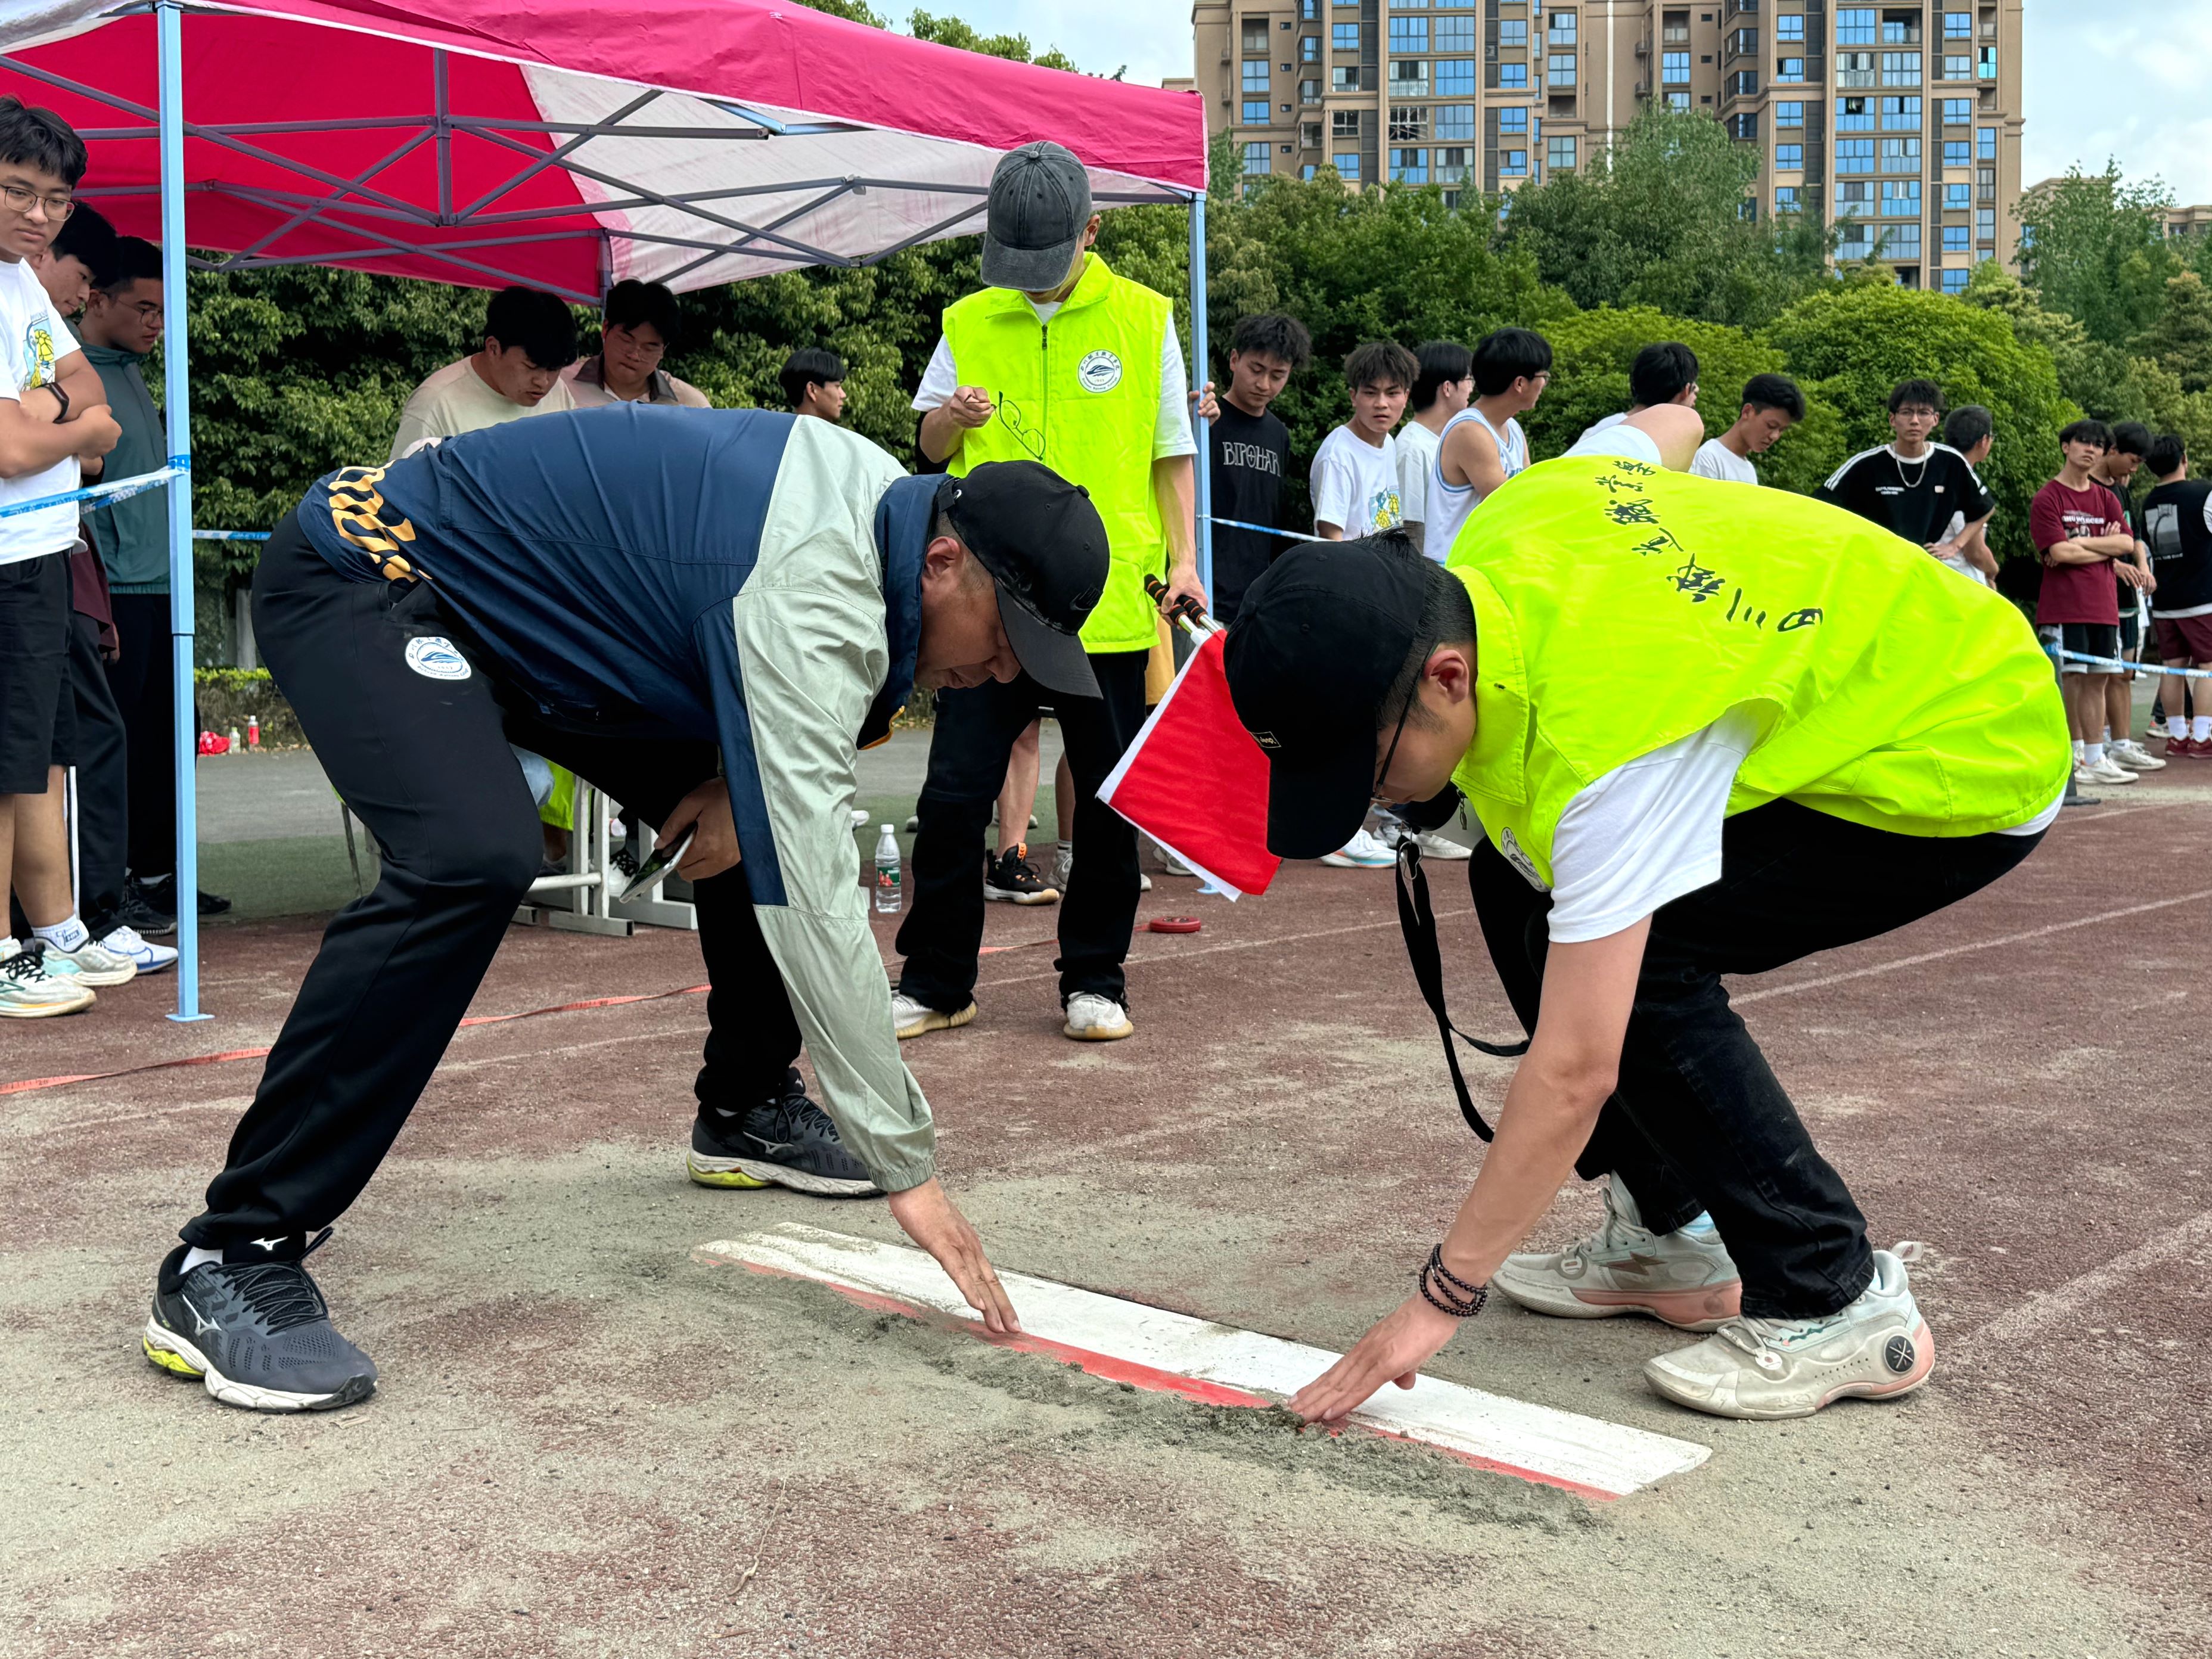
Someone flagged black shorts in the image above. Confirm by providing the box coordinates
[2118,608,2142,656]
[0,549,74,793]
[2039,621,2121,676]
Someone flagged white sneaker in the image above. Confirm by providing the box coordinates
[1156,844,1198,877]
[1062,992,1133,1042]
[1493,1179,1742,1331]
[1414,830,1472,862]
[1320,828,1396,868]
[2108,739,2167,772]
[889,991,975,1040]
[2075,756,2137,786]
[1642,1249,1933,1420]
[37,935,138,988]
[101,925,178,974]
[1051,842,1150,890]
[0,939,96,1017]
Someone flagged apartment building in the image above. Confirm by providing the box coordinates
[1188,0,2025,291]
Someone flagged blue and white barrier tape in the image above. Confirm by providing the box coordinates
[1204,514,1323,543]
[0,455,189,521]
[2053,649,2212,679]
[192,529,270,542]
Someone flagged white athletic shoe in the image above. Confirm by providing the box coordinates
[1321,828,1396,869]
[1062,992,1133,1042]
[100,925,178,974]
[1414,830,1473,862]
[2075,756,2137,787]
[2108,739,2167,772]
[1642,1249,1934,1420]
[889,991,975,1040]
[1156,844,1198,877]
[1493,1179,1742,1331]
[0,939,95,1017]
[37,935,138,988]
[1051,844,1074,894]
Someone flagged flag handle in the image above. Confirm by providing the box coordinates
[1147,576,1222,641]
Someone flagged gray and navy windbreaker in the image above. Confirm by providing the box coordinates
[298,406,941,1190]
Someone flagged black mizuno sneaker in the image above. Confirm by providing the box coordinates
[688,1068,881,1197]
[143,1229,378,1412]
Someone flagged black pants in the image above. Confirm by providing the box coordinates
[69,611,129,930]
[182,518,801,1247]
[894,652,1150,1010]
[1470,798,2042,1320]
[107,592,177,881]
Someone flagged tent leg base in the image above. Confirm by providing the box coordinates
[167,1012,215,1024]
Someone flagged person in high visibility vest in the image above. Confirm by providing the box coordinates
[1223,404,2071,1423]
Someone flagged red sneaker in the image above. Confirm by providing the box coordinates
[2171,736,2211,759]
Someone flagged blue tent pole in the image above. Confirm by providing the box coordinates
[1188,192,1211,598]
[157,1,207,1022]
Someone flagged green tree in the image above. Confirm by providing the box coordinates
[2139,270,2212,394]
[1496,102,1834,329]
[2015,164,2179,349]
[1767,284,2076,562]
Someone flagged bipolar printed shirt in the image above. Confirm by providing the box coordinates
[297,408,943,1191]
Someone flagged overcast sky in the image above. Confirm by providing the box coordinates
[910,1,2210,204]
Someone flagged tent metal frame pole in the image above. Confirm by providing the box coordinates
[156,1,207,1022]
[1188,192,1211,597]
[432,51,452,220]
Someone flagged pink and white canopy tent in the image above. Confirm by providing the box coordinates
[0,0,1214,1019]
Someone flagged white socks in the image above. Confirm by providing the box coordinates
[2195,716,2211,743]
[2171,715,2190,740]
[2084,742,2106,766]
[183,1245,222,1271]
[32,915,88,953]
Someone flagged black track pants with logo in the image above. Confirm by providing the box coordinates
[182,515,801,1247]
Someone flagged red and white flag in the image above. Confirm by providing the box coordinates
[1098,631,1281,899]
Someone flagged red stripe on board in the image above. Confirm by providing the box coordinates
[726,1260,1620,1498]
[0,983,712,1098]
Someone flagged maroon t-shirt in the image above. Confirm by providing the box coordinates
[2031,479,2127,625]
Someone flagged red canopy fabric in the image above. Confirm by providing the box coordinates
[0,0,1208,297]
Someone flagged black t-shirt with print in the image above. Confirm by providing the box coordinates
[1816,442,1996,548]
[2138,478,2212,615]
[1207,400,1293,625]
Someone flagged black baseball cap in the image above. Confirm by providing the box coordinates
[981,141,1094,291]
[939,461,1108,698]
[1222,539,1433,859]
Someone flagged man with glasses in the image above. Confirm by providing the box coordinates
[895,142,1205,1045]
[1223,403,2068,1426]
[563,279,710,409]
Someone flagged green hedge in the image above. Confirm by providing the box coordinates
[193,667,304,748]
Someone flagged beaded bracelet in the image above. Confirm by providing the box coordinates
[1417,1245,1489,1319]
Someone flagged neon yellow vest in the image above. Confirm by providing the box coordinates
[941,254,1172,655]
[1445,456,2071,887]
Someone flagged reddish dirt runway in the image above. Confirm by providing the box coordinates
[5,779,2208,1657]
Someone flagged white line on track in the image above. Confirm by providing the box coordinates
[697,1223,1710,1500]
[1968,1210,2212,1347]
[976,906,1473,993]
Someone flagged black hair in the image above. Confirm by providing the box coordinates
[780,346,846,409]
[1229,312,1313,371]
[1373,539,1477,733]
[1409,340,1474,414]
[0,96,87,187]
[1628,341,1699,408]
[49,201,116,286]
[97,234,161,294]
[601,278,684,350]
[1344,340,1418,394]
[1740,372,1804,421]
[1470,327,1552,396]
[1942,404,1993,455]
[1888,378,1946,415]
[2109,420,2152,459]
[2147,432,2188,477]
[2059,417,2114,451]
[483,285,579,369]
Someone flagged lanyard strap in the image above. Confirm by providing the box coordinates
[1390,835,1529,1142]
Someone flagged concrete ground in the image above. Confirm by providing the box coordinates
[5,740,2208,1657]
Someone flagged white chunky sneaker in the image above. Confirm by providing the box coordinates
[1414,830,1473,862]
[889,991,975,1040]
[1320,828,1396,869]
[100,925,178,974]
[1062,992,1133,1042]
[2076,755,2136,787]
[38,935,139,988]
[1642,1248,1933,1421]
[2108,738,2166,772]
[1493,1179,1742,1331]
[0,939,96,1017]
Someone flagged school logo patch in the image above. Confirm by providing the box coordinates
[404,636,472,682]
[1077,349,1123,393]
[1499,827,1550,893]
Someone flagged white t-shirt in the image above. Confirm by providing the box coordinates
[1565,422,1663,467]
[1427,406,1529,563]
[390,357,576,461]
[1396,419,1441,527]
[0,257,82,567]
[912,306,1195,461]
[1690,438,1759,484]
[1481,707,2064,944]
[1310,424,1404,536]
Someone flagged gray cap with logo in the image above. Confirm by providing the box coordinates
[981,141,1095,292]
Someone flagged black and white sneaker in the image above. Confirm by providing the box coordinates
[983,843,1059,905]
[688,1068,881,1197]
[142,1229,378,1412]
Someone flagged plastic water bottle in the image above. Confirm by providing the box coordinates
[246,714,260,750]
[873,824,902,914]
[226,725,243,756]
